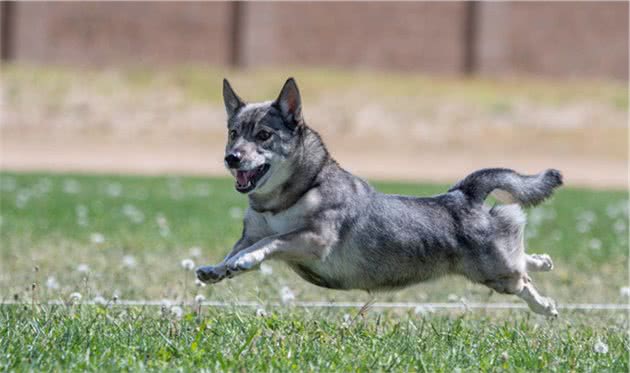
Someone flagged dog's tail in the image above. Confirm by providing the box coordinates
[448,168,563,207]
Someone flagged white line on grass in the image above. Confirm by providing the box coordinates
[1,300,628,311]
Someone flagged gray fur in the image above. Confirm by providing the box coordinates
[197,78,562,316]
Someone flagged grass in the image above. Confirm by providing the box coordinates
[3,64,627,108]
[0,171,628,370]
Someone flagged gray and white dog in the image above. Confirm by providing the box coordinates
[196,78,562,316]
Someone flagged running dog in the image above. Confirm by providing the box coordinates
[196,78,562,316]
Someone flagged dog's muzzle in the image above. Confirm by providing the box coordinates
[233,164,270,193]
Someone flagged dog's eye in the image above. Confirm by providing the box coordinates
[229,130,238,141]
[255,130,272,141]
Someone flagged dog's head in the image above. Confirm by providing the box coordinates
[222,78,304,194]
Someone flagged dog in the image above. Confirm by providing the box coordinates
[196,78,562,316]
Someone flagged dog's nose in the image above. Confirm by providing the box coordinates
[224,153,241,169]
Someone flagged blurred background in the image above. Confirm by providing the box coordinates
[1,1,628,187]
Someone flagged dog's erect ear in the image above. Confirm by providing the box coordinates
[223,79,245,118]
[274,78,303,128]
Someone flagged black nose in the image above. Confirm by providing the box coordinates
[225,153,241,168]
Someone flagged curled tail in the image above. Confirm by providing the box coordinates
[449,168,563,207]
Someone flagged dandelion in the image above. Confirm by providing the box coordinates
[122,255,137,268]
[593,339,609,354]
[160,299,173,308]
[122,204,144,224]
[63,179,81,194]
[195,278,207,287]
[280,286,295,304]
[105,182,122,197]
[500,351,509,362]
[46,276,59,290]
[76,263,90,273]
[93,295,107,306]
[614,220,627,234]
[76,204,89,226]
[15,191,30,209]
[181,259,195,271]
[90,233,105,244]
[588,238,602,250]
[341,313,352,328]
[190,247,202,258]
[260,263,273,275]
[194,294,206,304]
[229,207,244,219]
[156,213,170,237]
[255,308,267,317]
[620,286,630,297]
[170,306,183,319]
[414,305,434,316]
[69,292,82,302]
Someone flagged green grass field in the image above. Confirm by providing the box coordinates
[1,171,628,370]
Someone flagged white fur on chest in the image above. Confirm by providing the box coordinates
[262,189,322,234]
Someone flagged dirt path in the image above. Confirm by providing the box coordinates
[1,136,626,189]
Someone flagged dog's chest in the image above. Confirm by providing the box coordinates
[262,189,322,234]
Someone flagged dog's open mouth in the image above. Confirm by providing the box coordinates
[235,164,270,193]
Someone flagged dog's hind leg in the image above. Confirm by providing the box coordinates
[483,274,558,317]
[526,254,554,272]
[517,279,558,317]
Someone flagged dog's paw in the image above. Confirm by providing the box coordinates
[227,253,262,273]
[196,265,227,284]
[532,254,554,271]
[531,296,558,318]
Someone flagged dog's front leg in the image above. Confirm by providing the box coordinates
[196,235,255,284]
[225,229,333,276]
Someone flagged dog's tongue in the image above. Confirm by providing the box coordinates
[236,170,256,187]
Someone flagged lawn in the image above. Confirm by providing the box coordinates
[0,171,628,370]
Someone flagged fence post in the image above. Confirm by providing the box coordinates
[0,1,14,62]
[463,1,478,75]
[228,1,243,68]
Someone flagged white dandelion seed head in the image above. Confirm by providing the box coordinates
[500,351,509,361]
[90,233,105,244]
[593,339,608,354]
[170,306,183,319]
[414,305,434,316]
[122,204,144,224]
[46,276,59,290]
[156,214,169,228]
[195,278,207,287]
[93,295,107,306]
[341,313,352,328]
[181,259,195,271]
[194,294,206,303]
[260,263,273,275]
[190,247,202,258]
[620,286,630,297]
[588,239,602,250]
[614,220,627,234]
[106,182,123,197]
[63,179,81,194]
[160,299,173,308]
[255,308,267,317]
[69,292,82,302]
[76,263,90,273]
[280,286,295,304]
[122,255,137,268]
